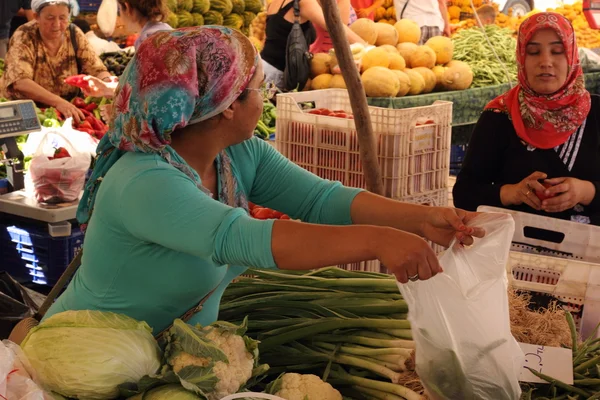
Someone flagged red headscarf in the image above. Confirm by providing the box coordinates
[485,12,591,149]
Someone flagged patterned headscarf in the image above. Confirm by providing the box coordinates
[485,12,591,149]
[77,26,258,227]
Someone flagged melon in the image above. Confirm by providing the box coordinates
[177,11,194,27]
[374,22,398,46]
[403,68,425,95]
[379,44,399,54]
[191,0,209,13]
[165,12,178,27]
[223,13,244,29]
[210,0,233,16]
[425,36,454,65]
[388,53,406,70]
[312,74,334,90]
[394,19,421,44]
[203,10,224,25]
[350,18,378,45]
[167,0,178,11]
[361,47,390,72]
[410,46,436,69]
[245,0,263,13]
[362,67,400,97]
[391,70,411,97]
[177,0,193,12]
[412,67,436,93]
[232,0,245,14]
[432,65,447,91]
[330,74,347,89]
[311,53,332,78]
[242,11,257,26]
[192,12,204,26]
[396,42,418,67]
[442,61,473,91]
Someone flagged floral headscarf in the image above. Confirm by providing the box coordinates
[485,12,591,149]
[77,26,258,227]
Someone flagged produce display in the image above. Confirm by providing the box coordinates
[373,0,396,25]
[0,58,4,79]
[100,50,135,77]
[451,24,517,87]
[309,18,474,97]
[249,202,291,220]
[254,100,277,140]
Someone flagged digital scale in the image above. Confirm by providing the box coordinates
[584,0,600,30]
[0,100,78,223]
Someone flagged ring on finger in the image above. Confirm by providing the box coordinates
[408,274,419,282]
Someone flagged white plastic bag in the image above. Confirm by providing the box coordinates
[0,340,51,400]
[23,119,99,159]
[398,213,524,400]
[28,128,91,203]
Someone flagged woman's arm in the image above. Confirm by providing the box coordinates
[437,0,451,36]
[300,0,366,43]
[12,79,86,122]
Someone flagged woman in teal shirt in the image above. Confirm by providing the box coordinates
[45,26,484,334]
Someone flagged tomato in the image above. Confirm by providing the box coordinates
[535,182,556,201]
[280,215,291,220]
[272,210,284,218]
[253,208,273,220]
[332,113,348,118]
[332,110,347,114]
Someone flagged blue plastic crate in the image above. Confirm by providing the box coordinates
[0,220,83,286]
[450,144,468,176]
[78,0,102,12]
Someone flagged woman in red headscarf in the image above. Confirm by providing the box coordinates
[453,12,600,225]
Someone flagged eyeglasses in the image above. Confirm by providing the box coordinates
[246,82,278,100]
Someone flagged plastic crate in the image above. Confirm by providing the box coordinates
[275,89,452,198]
[0,219,83,286]
[78,0,102,12]
[450,144,467,176]
[507,251,600,339]
[478,206,600,264]
[336,188,449,273]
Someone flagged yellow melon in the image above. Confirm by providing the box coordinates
[394,19,421,44]
[391,70,411,97]
[361,67,400,97]
[379,44,399,54]
[442,60,473,91]
[410,46,436,69]
[432,65,447,91]
[374,22,398,46]
[329,74,347,89]
[388,53,406,70]
[310,53,332,78]
[311,74,334,90]
[403,68,425,95]
[350,18,378,45]
[396,42,418,67]
[361,47,390,72]
[425,36,454,65]
[412,67,437,93]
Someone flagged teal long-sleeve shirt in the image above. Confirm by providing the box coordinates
[44,137,362,334]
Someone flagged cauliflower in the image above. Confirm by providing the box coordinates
[268,373,342,400]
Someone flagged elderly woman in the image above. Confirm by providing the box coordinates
[0,0,111,123]
[44,27,483,334]
[453,12,600,226]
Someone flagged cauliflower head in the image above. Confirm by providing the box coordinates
[272,373,342,400]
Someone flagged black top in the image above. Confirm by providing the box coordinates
[453,94,600,225]
[1,0,31,39]
[260,0,312,72]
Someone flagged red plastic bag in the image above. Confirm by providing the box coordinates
[28,131,91,203]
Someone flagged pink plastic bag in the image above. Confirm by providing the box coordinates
[28,130,91,204]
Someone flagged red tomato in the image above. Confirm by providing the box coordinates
[280,214,291,220]
[253,208,273,220]
[332,113,348,118]
[535,182,556,201]
[272,210,284,218]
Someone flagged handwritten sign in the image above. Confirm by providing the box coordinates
[518,343,573,384]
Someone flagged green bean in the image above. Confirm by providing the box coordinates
[525,367,591,397]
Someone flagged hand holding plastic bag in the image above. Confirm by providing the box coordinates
[398,213,524,400]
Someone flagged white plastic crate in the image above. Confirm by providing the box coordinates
[275,89,452,198]
[478,206,600,263]
[336,188,449,273]
[507,251,600,339]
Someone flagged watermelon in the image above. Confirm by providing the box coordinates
[167,0,178,11]
[241,26,249,36]
[231,0,245,14]
[177,10,194,26]
[209,0,233,16]
[242,11,256,26]
[223,13,244,29]
[192,12,204,26]
[244,0,262,13]
[165,12,179,27]
[203,10,224,25]
[191,0,209,13]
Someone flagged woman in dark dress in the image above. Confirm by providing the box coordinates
[453,12,600,225]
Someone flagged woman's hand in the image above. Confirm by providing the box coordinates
[419,207,486,248]
[373,228,442,284]
[82,76,118,98]
[55,99,85,124]
[500,171,548,210]
[540,177,596,212]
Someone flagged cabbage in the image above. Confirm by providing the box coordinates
[21,310,162,399]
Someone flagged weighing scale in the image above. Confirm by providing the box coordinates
[584,0,600,30]
[0,100,78,223]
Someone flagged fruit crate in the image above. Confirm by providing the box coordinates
[478,206,600,264]
[336,188,449,273]
[0,217,83,287]
[275,89,452,199]
[507,251,600,339]
[79,0,102,12]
